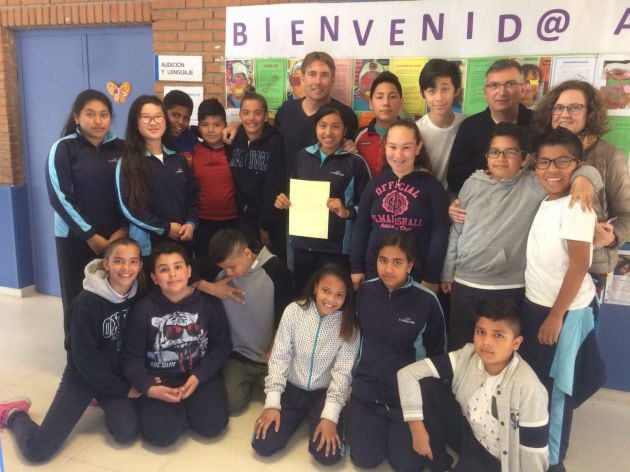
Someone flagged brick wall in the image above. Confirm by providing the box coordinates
[0,0,314,185]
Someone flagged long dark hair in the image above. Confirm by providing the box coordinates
[61,89,113,138]
[297,263,358,342]
[120,95,165,213]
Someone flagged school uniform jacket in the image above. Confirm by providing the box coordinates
[66,259,138,398]
[227,123,286,230]
[115,146,199,255]
[352,276,446,407]
[46,130,124,241]
[291,144,371,255]
[351,169,450,283]
[398,344,550,472]
[355,118,385,177]
[264,301,360,423]
[122,288,232,394]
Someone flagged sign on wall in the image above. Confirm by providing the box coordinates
[154,55,203,82]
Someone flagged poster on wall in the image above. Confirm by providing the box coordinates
[390,58,427,115]
[226,60,254,109]
[512,56,552,110]
[254,59,286,111]
[286,58,304,100]
[550,56,597,88]
[330,59,353,106]
[594,54,630,117]
[604,250,630,306]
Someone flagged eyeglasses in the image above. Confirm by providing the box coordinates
[139,114,165,125]
[534,156,578,169]
[484,80,520,91]
[486,148,524,159]
[550,103,585,115]
[163,323,201,340]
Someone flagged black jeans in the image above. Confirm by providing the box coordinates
[8,365,138,462]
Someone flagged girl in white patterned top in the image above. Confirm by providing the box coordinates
[252,263,359,465]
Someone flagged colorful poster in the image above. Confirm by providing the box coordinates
[513,56,552,110]
[462,58,499,115]
[389,58,427,116]
[353,59,390,112]
[286,58,304,101]
[550,56,597,88]
[225,59,254,109]
[604,117,630,159]
[594,54,630,117]
[330,59,353,107]
[254,59,286,111]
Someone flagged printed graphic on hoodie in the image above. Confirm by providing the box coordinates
[372,184,423,231]
[229,148,271,172]
[148,311,208,371]
[102,307,130,352]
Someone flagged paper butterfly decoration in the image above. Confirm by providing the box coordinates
[106,81,132,103]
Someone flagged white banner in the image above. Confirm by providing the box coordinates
[226,0,630,58]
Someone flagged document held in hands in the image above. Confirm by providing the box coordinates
[288,178,330,239]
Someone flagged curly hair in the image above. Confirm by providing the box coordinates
[532,80,609,139]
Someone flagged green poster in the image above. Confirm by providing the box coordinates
[463,58,500,115]
[254,59,287,111]
[604,116,630,159]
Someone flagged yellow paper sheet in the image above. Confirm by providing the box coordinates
[288,179,330,239]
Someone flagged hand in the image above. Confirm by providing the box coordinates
[342,138,358,154]
[87,234,109,255]
[409,421,433,460]
[108,226,129,243]
[178,223,195,241]
[259,229,271,249]
[568,176,594,211]
[421,281,439,293]
[254,408,281,439]
[180,374,199,400]
[200,277,246,304]
[351,273,365,290]
[147,385,182,403]
[327,198,350,219]
[537,312,564,345]
[440,282,453,294]
[449,199,466,224]
[127,387,142,398]
[594,222,615,248]
[312,418,340,458]
[274,193,291,210]
[222,123,239,145]
[168,222,182,240]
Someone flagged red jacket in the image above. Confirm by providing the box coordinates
[355,119,384,178]
[191,142,238,221]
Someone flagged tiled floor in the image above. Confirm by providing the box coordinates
[1,294,629,471]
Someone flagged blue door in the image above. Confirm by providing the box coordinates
[17,26,153,296]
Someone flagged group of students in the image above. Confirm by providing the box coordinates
[0,50,627,472]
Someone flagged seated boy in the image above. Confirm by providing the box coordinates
[520,128,606,471]
[191,98,239,257]
[206,229,294,414]
[442,123,602,350]
[164,90,195,159]
[228,91,286,257]
[416,59,466,189]
[397,298,549,472]
[355,71,403,177]
[122,242,232,447]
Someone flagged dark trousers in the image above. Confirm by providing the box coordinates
[135,374,228,447]
[348,395,425,472]
[519,298,574,466]
[194,218,239,257]
[55,236,98,336]
[251,382,344,465]
[292,248,349,294]
[448,282,525,350]
[8,365,138,463]
[420,378,501,472]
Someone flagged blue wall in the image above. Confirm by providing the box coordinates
[0,184,34,289]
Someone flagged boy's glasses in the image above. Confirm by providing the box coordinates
[486,148,524,159]
[534,156,578,169]
[139,114,165,125]
[550,103,585,115]
[484,80,520,91]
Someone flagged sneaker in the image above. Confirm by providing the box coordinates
[0,397,31,427]
[548,464,566,472]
